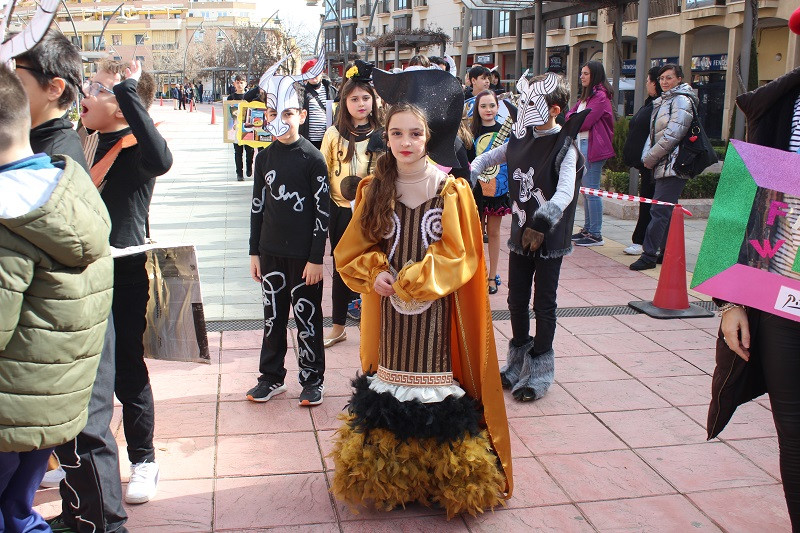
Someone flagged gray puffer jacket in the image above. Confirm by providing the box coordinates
[641,83,699,179]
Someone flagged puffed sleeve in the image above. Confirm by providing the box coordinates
[334,177,390,294]
[393,178,480,302]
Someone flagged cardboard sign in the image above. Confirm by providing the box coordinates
[236,101,273,148]
[692,140,800,322]
[223,100,240,144]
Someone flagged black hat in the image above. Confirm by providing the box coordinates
[346,60,374,83]
[372,67,464,168]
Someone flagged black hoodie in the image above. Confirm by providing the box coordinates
[30,115,89,173]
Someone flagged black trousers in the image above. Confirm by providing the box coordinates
[756,311,800,530]
[233,143,254,177]
[178,98,185,110]
[329,203,357,326]
[507,251,563,355]
[55,314,128,533]
[258,254,325,387]
[112,255,155,465]
[632,168,655,245]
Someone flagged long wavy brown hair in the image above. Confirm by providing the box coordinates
[360,103,430,242]
[335,78,380,164]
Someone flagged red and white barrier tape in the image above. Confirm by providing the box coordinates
[579,187,693,217]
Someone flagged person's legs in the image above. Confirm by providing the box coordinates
[112,256,155,466]
[639,176,686,264]
[233,143,244,180]
[631,168,654,245]
[288,258,325,393]
[327,204,353,342]
[245,145,255,178]
[530,256,563,356]
[581,157,605,237]
[503,251,536,389]
[486,215,502,292]
[757,312,800,531]
[256,254,291,385]
[0,448,52,533]
[55,313,128,532]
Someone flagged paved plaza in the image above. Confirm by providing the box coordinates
[34,102,789,531]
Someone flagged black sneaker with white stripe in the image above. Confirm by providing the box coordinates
[246,380,287,402]
[299,384,324,406]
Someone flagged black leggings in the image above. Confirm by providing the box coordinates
[757,311,800,530]
[329,203,357,326]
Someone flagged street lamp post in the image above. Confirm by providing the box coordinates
[245,9,280,83]
[182,21,205,83]
[310,0,345,69]
[94,2,126,51]
[216,27,240,73]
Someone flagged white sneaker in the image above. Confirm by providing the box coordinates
[39,466,65,488]
[125,461,159,504]
[623,243,643,255]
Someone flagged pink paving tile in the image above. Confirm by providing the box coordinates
[552,333,598,357]
[145,356,220,376]
[559,278,622,293]
[581,290,641,306]
[597,407,707,448]
[310,395,350,431]
[216,432,323,477]
[502,383,588,417]
[641,375,713,407]
[605,275,661,291]
[149,373,218,404]
[464,504,594,532]
[562,379,670,412]
[509,425,534,458]
[123,478,213,532]
[577,331,666,355]
[587,266,648,279]
[687,485,791,533]
[318,429,337,471]
[702,327,721,337]
[555,355,630,382]
[604,350,705,378]
[493,320,513,341]
[219,372,260,402]
[613,313,696,332]
[680,402,776,440]
[154,401,217,438]
[341,515,466,532]
[214,473,336,529]
[726,437,781,480]
[673,348,717,374]
[555,292,593,308]
[320,367,360,398]
[628,288,662,301]
[32,488,61,520]
[557,316,634,335]
[503,457,570,508]
[221,329,263,350]
[541,449,675,501]
[685,316,724,330]
[512,413,626,455]
[579,494,723,532]
[568,250,620,268]
[119,437,215,481]
[229,524,340,532]
[642,329,717,352]
[637,442,776,492]
[558,266,592,280]
[218,348,262,374]
[217,397,315,434]
[333,486,448,522]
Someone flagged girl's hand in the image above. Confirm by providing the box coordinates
[374,271,396,297]
[720,306,751,361]
[303,262,323,285]
[250,256,261,283]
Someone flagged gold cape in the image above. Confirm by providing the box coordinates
[334,175,513,498]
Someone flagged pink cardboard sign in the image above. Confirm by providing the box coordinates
[692,140,800,322]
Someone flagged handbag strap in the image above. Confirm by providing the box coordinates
[90,133,138,189]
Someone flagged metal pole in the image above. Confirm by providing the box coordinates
[217,28,240,74]
[514,16,522,77]
[60,0,81,49]
[246,9,280,83]
[322,0,345,68]
[182,21,205,83]
[630,0,650,194]
[460,7,471,79]
[612,4,622,110]
[533,0,542,75]
[94,2,125,51]
[365,0,382,62]
[733,0,754,140]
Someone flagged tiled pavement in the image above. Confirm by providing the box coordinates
[34,102,789,531]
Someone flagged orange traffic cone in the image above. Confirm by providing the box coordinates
[628,205,713,319]
[160,96,163,106]
[189,100,194,112]
[210,106,216,125]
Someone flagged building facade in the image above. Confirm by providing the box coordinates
[320,0,800,140]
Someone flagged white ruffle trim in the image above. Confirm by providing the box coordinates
[367,374,466,404]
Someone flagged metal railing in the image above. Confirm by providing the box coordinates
[413,0,427,7]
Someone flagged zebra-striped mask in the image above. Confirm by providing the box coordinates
[1,0,60,65]
[512,71,560,139]
[258,50,326,138]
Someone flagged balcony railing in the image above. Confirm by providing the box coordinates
[572,11,598,28]
[685,0,724,9]
[413,0,427,7]
[453,26,462,43]
[622,0,682,21]
[545,17,564,30]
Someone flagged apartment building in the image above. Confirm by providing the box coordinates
[320,0,800,140]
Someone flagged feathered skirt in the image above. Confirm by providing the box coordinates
[329,373,506,518]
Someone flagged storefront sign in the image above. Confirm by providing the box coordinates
[692,54,727,72]
[548,55,563,71]
[475,53,493,64]
[622,57,679,75]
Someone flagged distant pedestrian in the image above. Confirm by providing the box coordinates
[299,59,337,150]
[567,60,615,248]
[227,74,255,180]
[177,83,185,110]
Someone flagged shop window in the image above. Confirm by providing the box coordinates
[112,34,122,46]
[497,10,510,37]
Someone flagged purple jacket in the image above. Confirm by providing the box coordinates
[566,85,616,163]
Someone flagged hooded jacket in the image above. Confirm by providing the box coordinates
[642,83,699,179]
[566,84,616,163]
[30,115,89,173]
[0,154,113,452]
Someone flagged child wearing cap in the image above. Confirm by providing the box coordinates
[299,59,338,149]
